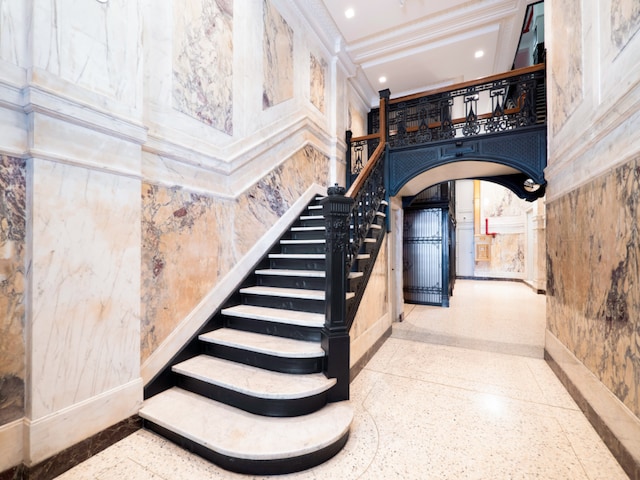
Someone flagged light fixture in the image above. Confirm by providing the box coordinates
[345,8,355,19]
[524,178,540,192]
[379,76,387,83]
[474,50,484,58]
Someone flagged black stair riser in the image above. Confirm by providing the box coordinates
[176,375,329,417]
[143,420,349,476]
[256,275,325,290]
[297,219,324,228]
[348,277,363,293]
[280,244,325,255]
[224,316,321,342]
[202,342,323,374]
[289,230,325,241]
[242,295,324,314]
[269,258,325,270]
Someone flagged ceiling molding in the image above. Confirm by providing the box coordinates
[292,0,357,78]
[359,24,501,69]
[347,0,522,62]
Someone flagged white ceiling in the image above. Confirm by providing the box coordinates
[297,0,537,105]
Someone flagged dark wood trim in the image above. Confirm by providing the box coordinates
[389,63,546,105]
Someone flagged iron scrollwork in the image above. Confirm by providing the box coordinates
[377,65,545,148]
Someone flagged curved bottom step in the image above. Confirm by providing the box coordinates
[139,387,353,475]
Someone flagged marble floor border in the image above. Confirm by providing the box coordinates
[545,329,640,480]
[0,416,141,480]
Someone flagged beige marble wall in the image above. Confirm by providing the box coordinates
[310,53,326,114]
[0,0,368,470]
[0,155,25,427]
[141,145,330,362]
[263,0,293,109]
[474,182,528,279]
[545,0,640,422]
[548,0,582,136]
[546,158,640,417]
[351,237,391,368]
[173,0,233,134]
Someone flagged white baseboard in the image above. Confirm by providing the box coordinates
[24,378,142,466]
[545,330,640,476]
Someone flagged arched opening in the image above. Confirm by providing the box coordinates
[388,162,546,356]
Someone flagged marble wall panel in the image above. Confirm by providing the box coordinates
[475,182,527,277]
[310,53,326,113]
[611,0,640,51]
[32,0,141,107]
[474,233,525,277]
[351,238,389,343]
[172,0,233,134]
[0,0,28,67]
[30,160,141,419]
[348,103,367,137]
[0,155,25,427]
[141,185,235,361]
[262,0,294,109]
[546,157,640,417]
[141,145,329,362]
[549,0,583,136]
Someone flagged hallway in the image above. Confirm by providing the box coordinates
[57,280,627,479]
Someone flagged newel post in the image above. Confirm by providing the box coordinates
[321,184,354,402]
[345,130,353,189]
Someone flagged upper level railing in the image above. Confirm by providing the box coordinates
[348,63,546,180]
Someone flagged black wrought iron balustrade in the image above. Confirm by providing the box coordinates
[378,64,545,148]
[321,90,389,402]
[345,132,380,189]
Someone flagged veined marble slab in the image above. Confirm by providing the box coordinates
[140,387,352,461]
[173,355,335,399]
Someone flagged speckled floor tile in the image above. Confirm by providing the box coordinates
[56,281,628,480]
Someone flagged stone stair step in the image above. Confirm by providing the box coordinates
[268,253,325,260]
[140,387,352,474]
[200,328,324,358]
[221,304,324,328]
[256,268,324,278]
[255,269,361,280]
[280,239,325,245]
[240,286,355,301]
[173,355,335,400]
[290,226,325,232]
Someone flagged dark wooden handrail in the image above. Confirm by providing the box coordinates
[388,63,545,105]
[349,132,381,143]
[345,142,384,198]
[346,91,388,198]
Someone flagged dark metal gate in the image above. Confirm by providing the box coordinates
[403,207,450,306]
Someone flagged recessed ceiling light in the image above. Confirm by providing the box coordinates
[475,50,484,58]
[345,8,355,19]
[379,76,387,83]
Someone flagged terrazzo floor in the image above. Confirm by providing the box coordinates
[56,280,628,479]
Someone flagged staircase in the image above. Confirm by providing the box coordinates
[139,194,387,475]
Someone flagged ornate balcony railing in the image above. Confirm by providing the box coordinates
[374,64,546,149]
